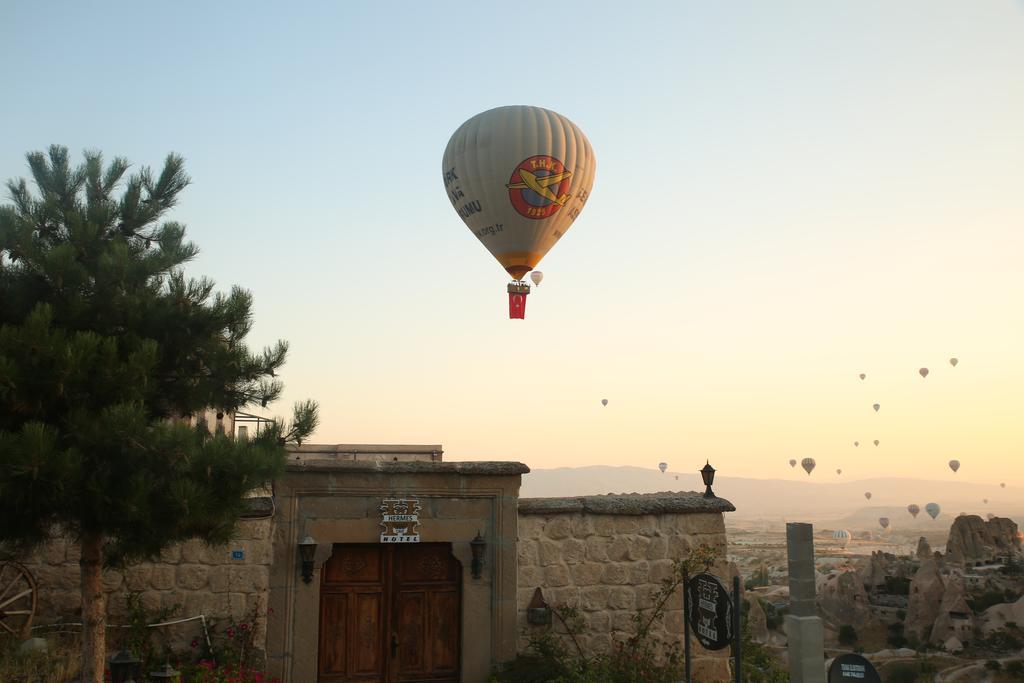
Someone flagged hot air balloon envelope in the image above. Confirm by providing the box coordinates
[443,106,596,284]
[950,357,958,367]
[949,459,960,473]
[873,440,879,446]
[836,469,842,475]
[864,492,872,500]
[789,459,797,468]
[919,368,929,378]
[530,271,543,286]
[658,462,668,474]
[832,529,851,547]
[879,517,890,529]
[801,458,816,475]
[601,399,608,406]
[925,503,941,519]
[907,504,920,518]
[859,373,866,380]
[873,403,880,412]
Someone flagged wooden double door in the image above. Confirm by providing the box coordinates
[318,543,461,682]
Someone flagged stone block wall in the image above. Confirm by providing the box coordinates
[17,512,274,650]
[516,492,735,682]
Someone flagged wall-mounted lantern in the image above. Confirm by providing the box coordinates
[108,650,141,683]
[470,532,487,579]
[526,587,552,625]
[298,535,318,584]
[700,461,717,498]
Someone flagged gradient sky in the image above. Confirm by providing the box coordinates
[2,1,1022,484]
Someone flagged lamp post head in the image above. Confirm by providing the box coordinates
[298,535,318,584]
[700,461,716,498]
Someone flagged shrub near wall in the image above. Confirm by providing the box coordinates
[516,492,735,683]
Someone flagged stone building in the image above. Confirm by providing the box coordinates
[15,443,735,682]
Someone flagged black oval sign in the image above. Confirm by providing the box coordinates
[828,653,881,683]
[686,572,732,651]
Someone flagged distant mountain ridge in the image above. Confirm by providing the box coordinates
[520,466,1021,528]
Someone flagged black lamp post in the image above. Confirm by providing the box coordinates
[108,650,141,683]
[700,461,716,498]
[470,532,487,579]
[298,535,318,584]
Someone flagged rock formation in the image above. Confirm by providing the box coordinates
[860,551,890,591]
[945,515,1021,568]
[979,595,1024,636]
[929,573,973,646]
[818,569,872,628]
[916,536,932,560]
[906,555,945,642]
[746,595,769,643]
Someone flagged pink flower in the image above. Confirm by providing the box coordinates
[240,622,249,631]
[190,638,199,649]
[227,626,236,638]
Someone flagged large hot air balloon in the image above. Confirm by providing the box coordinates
[658,462,668,474]
[601,399,608,407]
[919,367,929,378]
[907,504,920,518]
[530,271,543,286]
[950,357,959,367]
[859,373,866,380]
[864,492,872,500]
[833,529,851,548]
[878,517,890,530]
[873,403,880,412]
[949,459,960,473]
[925,502,941,520]
[443,106,596,319]
[789,459,797,468]
[801,458,816,475]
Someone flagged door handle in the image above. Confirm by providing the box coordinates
[390,632,398,658]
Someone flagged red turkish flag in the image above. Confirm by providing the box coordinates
[508,292,527,319]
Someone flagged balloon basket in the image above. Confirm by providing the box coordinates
[508,282,530,319]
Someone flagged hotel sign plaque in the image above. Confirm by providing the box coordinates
[379,498,421,543]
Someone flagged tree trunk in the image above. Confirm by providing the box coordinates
[80,531,106,683]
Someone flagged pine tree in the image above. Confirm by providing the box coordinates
[0,146,318,682]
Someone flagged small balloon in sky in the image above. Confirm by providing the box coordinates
[801,458,816,475]
[873,403,880,412]
[859,373,866,380]
[919,367,929,378]
[789,459,797,468]
[854,441,859,447]
[674,475,679,481]
[658,462,668,474]
[925,502,941,519]
[874,439,880,446]
[983,498,988,504]
[950,357,959,367]
[833,529,851,547]
[601,399,608,406]
[1001,483,1006,488]
[530,271,543,286]
[836,468,842,475]
[864,491,872,500]
[908,504,920,518]
[949,459,960,473]
[879,517,890,530]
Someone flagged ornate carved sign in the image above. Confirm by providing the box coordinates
[686,572,732,651]
[379,498,421,543]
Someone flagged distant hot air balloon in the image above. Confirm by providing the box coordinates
[529,271,543,286]
[873,440,879,446]
[879,517,890,530]
[1001,483,1006,488]
[907,504,920,518]
[443,105,596,319]
[801,458,816,475]
[983,498,988,504]
[836,469,842,475]
[674,475,679,481]
[949,459,960,473]
[658,462,668,474]
[950,358,958,367]
[854,441,859,447]
[601,399,608,407]
[833,529,851,548]
[919,367,929,378]
[873,403,880,412]
[864,492,872,500]
[789,459,797,468]
[859,373,866,380]
[925,502,941,520]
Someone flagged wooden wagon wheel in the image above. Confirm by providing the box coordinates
[0,561,37,638]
